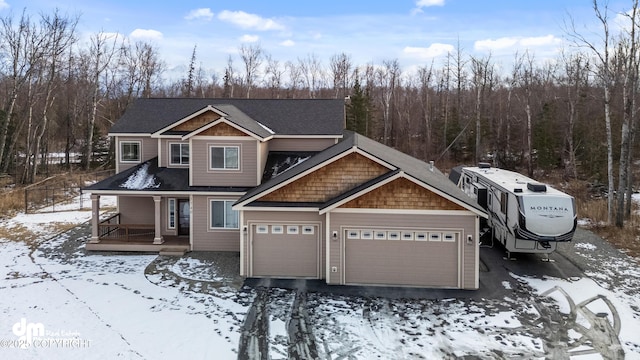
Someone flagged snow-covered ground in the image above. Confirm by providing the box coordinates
[1,192,639,359]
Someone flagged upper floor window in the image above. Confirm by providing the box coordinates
[210,146,239,170]
[120,141,141,163]
[170,143,189,165]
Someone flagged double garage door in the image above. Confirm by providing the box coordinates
[344,228,461,288]
[251,224,320,278]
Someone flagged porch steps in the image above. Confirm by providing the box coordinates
[159,247,188,256]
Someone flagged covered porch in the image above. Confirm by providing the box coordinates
[87,194,190,254]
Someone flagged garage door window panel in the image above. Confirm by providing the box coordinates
[271,225,284,234]
[302,226,314,235]
[429,232,442,241]
[287,225,299,234]
[374,231,387,240]
[388,231,400,240]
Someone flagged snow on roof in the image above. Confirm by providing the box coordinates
[256,121,275,135]
[120,163,160,190]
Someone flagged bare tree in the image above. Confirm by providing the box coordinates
[376,59,401,145]
[82,30,120,170]
[329,52,352,99]
[298,53,324,98]
[566,0,615,224]
[264,54,283,98]
[0,11,47,173]
[239,43,263,98]
[470,54,494,163]
[615,0,639,226]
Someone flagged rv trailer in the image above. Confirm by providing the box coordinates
[449,163,577,256]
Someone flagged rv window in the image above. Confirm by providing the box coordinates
[500,192,507,214]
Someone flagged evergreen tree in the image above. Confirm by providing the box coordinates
[346,77,373,136]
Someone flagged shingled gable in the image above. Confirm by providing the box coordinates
[152,104,275,140]
[108,98,345,136]
[233,131,487,216]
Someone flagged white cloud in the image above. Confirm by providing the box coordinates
[412,0,445,14]
[403,43,454,58]
[416,0,445,6]
[130,29,163,41]
[474,35,561,52]
[0,0,8,10]
[185,8,214,21]
[218,10,285,31]
[280,39,295,47]
[239,34,259,43]
[474,37,519,51]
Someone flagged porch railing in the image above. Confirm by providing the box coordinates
[98,213,155,241]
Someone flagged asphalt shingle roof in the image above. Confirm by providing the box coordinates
[109,98,345,136]
[236,131,487,215]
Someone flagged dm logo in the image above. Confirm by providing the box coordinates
[12,318,44,349]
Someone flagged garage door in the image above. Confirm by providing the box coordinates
[251,224,319,278]
[344,229,460,287]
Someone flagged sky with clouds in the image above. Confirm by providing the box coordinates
[0,0,632,79]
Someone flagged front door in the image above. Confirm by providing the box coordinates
[178,199,190,236]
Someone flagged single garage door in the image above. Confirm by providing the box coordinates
[251,224,319,278]
[344,228,460,287]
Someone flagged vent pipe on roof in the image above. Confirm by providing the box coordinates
[429,160,434,171]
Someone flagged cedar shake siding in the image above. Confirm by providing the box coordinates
[342,177,466,210]
[190,138,259,187]
[327,212,478,289]
[260,153,389,203]
[268,138,338,152]
[172,111,221,131]
[116,136,157,172]
[191,195,240,252]
[197,122,250,137]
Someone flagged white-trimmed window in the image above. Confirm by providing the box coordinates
[429,232,442,242]
[287,225,299,234]
[209,200,239,229]
[256,225,268,234]
[388,231,400,240]
[302,226,315,235]
[415,232,428,241]
[120,141,141,162]
[443,233,457,242]
[347,230,360,239]
[361,230,373,240]
[374,231,387,240]
[271,225,284,234]
[210,146,239,170]
[170,143,189,165]
[402,231,414,241]
[168,198,176,229]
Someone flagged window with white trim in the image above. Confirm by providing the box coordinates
[170,143,189,165]
[388,231,400,240]
[429,232,442,242]
[168,198,176,229]
[287,225,299,234]
[402,231,414,241]
[256,225,268,234]
[120,141,140,162]
[361,230,373,240]
[443,233,457,242]
[209,200,239,229]
[302,226,315,235]
[374,231,387,240]
[347,230,360,239]
[415,232,427,241]
[271,225,284,234]
[210,146,239,170]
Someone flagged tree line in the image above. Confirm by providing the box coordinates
[0,1,638,227]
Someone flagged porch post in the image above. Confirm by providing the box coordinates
[153,196,164,244]
[89,194,100,243]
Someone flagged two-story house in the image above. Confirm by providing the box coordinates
[85,98,486,289]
